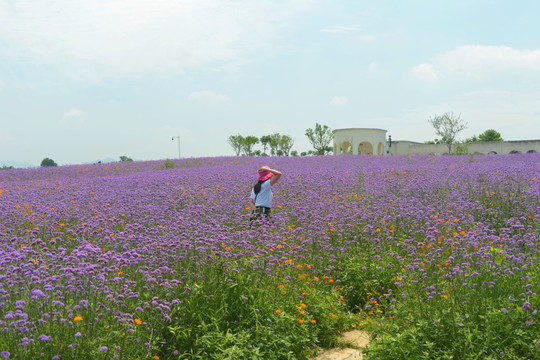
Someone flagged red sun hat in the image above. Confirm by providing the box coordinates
[258,167,273,181]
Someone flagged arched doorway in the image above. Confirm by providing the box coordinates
[358,141,373,155]
[377,142,384,155]
[339,141,352,154]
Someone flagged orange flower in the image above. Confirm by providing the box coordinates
[330,314,336,318]
[134,318,142,326]
[311,319,317,324]
[153,356,160,360]
[74,316,83,322]
[275,309,282,314]
[297,318,304,324]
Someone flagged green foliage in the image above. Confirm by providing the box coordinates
[464,135,479,143]
[1,164,14,170]
[279,135,295,156]
[40,157,58,167]
[453,142,469,155]
[228,133,295,156]
[428,112,468,153]
[425,139,445,145]
[227,134,244,156]
[305,123,334,155]
[479,129,503,142]
[260,135,272,155]
[163,159,175,169]
[157,261,348,359]
[268,133,282,156]
[466,129,503,143]
[241,136,259,156]
[228,133,294,156]
[119,156,133,162]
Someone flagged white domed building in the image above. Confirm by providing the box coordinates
[333,128,389,155]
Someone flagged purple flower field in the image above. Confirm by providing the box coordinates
[0,154,539,359]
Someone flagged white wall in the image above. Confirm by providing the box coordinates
[334,128,388,155]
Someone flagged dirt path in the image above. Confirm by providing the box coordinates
[312,330,369,360]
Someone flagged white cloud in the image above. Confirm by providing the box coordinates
[414,45,540,79]
[330,96,348,106]
[0,0,312,80]
[411,63,441,81]
[188,90,229,103]
[60,109,86,124]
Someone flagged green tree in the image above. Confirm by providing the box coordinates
[464,135,479,143]
[40,158,57,167]
[241,136,259,156]
[120,156,133,162]
[268,133,282,156]
[305,123,334,155]
[425,138,445,144]
[428,112,468,154]
[227,134,244,156]
[260,135,272,155]
[478,129,503,142]
[279,135,294,156]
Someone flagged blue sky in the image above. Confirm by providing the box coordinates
[1,0,540,166]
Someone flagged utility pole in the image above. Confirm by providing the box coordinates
[171,136,181,158]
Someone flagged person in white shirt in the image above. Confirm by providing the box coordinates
[249,165,282,218]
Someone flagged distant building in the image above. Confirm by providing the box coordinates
[333,128,388,155]
[333,128,540,155]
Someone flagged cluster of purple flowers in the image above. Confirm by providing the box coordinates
[0,153,538,357]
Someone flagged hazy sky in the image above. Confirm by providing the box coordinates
[1,0,540,165]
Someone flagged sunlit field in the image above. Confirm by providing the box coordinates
[1,154,539,359]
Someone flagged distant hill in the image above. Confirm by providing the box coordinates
[1,160,35,169]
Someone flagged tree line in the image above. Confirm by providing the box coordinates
[228,123,334,156]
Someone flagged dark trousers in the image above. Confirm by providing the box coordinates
[250,206,271,222]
